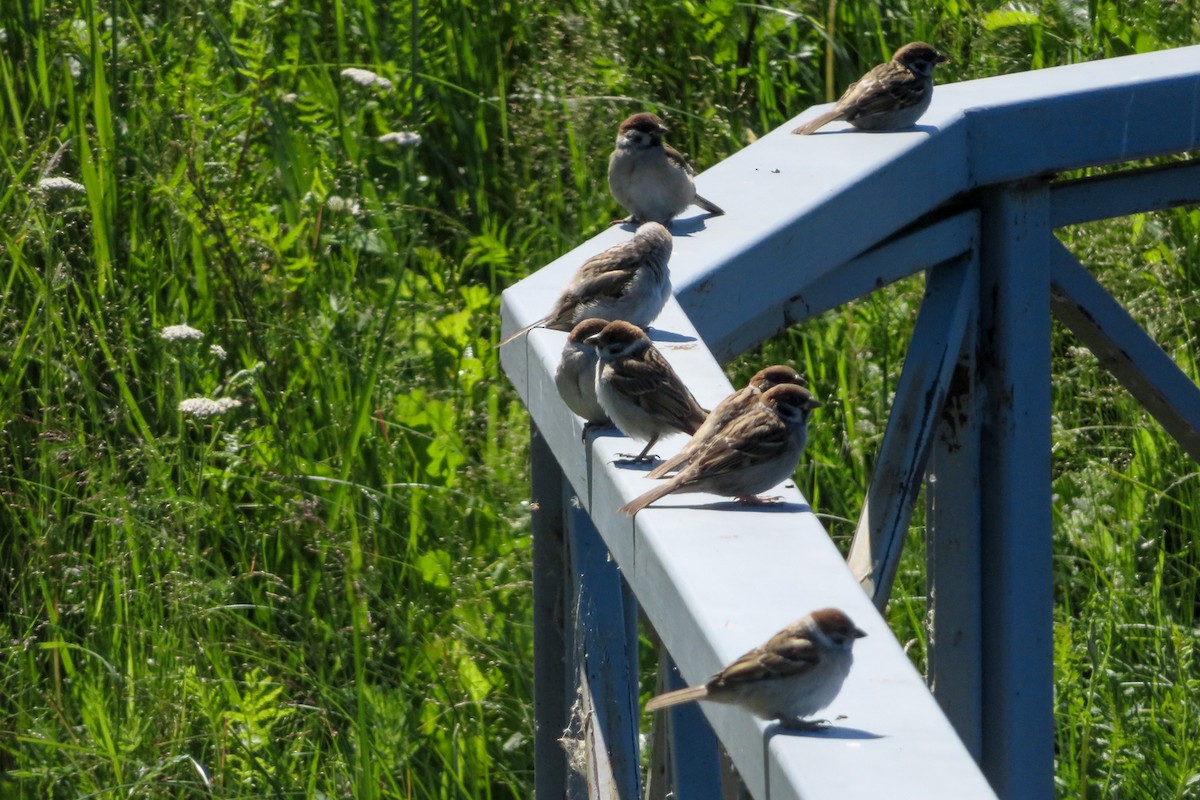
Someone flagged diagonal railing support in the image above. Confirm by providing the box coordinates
[1049,240,1200,460]
[847,253,980,607]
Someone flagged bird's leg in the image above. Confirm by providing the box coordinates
[736,495,784,505]
[616,435,660,465]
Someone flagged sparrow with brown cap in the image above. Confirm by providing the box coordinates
[500,222,672,346]
[587,320,707,463]
[792,42,947,135]
[645,607,866,729]
[647,364,807,480]
[555,318,611,431]
[619,383,820,514]
[608,112,724,225]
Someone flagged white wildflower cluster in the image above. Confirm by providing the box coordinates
[325,195,362,216]
[377,131,421,147]
[340,67,392,90]
[38,176,86,194]
[209,344,227,360]
[160,324,204,342]
[178,397,241,418]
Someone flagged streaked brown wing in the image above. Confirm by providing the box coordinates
[839,64,924,121]
[574,238,644,281]
[610,349,705,432]
[712,632,820,689]
[545,267,635,329]
[662,143,697,177]
[607,352,671,398]
[677,411,789,483]
[568,268,633,304]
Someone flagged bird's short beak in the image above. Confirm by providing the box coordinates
[806,398,824,410]
[936,53,949,63]
[584,335,601,347]
[854,627,868,639]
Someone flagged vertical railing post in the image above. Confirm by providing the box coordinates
[530,425,570,799]
[647,649,725,800]
[565,501,643,799]
[926,333,983,761]
[976,182,1055,799]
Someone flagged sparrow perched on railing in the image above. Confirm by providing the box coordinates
[647,364,807,480]
[619,383,820,514]
[792,42,948,135]
[608,112,724,225]
[499,222,672,346]
[555,318,611,429]
[586,320,707,463]
[645,607,866,729]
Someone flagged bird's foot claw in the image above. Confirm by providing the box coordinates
[615,453,660,466]
[779,717,829,731]
[736,495,783,505]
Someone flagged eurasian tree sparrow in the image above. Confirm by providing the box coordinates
[645,607,866,729]
[555,318,611,428]
[499,222,672,346]
[586,320,707,463]
[792,42,947,135]
[608,112,724,225]
[647,364,807,480]
[619,383,820,514]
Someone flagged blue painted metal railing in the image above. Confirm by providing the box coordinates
[501,45,1200,799]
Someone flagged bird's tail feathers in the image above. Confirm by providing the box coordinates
[791,109,841,135]
[498,317,549,347]
[694,194,724,216]
[646,451,690,480]
[645,685,709,712]
[619,479,681,516]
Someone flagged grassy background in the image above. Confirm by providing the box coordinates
[1,0,1198,797]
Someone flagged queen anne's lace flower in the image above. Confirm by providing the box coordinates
[160,324,204,342]
[38,176,86,193]
[377,131,421,146]
[325,195,361,216]
[340,67,392,90]
[178,397,241,418]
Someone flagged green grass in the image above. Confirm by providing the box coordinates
[1,1,1198,797]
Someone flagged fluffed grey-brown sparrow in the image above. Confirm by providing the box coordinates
[647,364,807,480]
[608,112,724,225]
[499,222,672,346]
[555,318,610,428]
[792,42,947,135]
[586,320,707,463]
[619,383,820,514]
[645,607,866,729]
